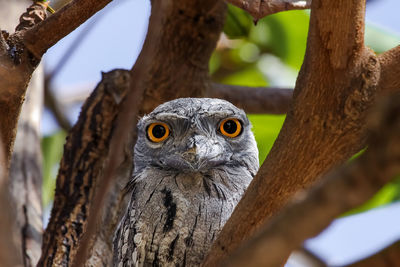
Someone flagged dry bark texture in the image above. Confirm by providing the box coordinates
[38,70,131,266]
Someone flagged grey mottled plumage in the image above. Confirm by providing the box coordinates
[113,98,259,266]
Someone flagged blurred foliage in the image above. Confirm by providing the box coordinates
[42,130,66,207]
[42,3,400,214]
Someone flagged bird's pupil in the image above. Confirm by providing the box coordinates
[223,120,237,134]
[152,125,166,138]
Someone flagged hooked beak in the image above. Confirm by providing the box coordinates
[161,136,228,171]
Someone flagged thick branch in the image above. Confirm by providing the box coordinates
[225,94,400,266]
[207,83,292,114]
[22,0,113,58]
[38,69,131,266]
[345,241,400,267]
[139,0,227,114]
[227,0,311,20]
[378,45,400,94]
[0,139,23,267]
[9,66,44,267]
[203,0,375,265]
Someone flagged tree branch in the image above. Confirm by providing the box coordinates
[44,77,72,131]
[9,65,44,267]
[224,93,400,267]
[21,0,113,58]
[207,83,292,114]
[378,45,400,94]
[37,69,131,266]
[0,138,23,267]
[203,0,378,265]
[345,241,400,267]
[227,0,311,20]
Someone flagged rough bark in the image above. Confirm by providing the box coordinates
[224,93,400,266]
[345,241,400,267]
[378,45,400,94]
[38,70,131,266]
[203,0,381,264]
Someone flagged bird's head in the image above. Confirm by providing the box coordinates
[134,98,259,176]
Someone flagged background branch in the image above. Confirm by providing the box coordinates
[224,93,400,267]
[0,137,23,267]
[9,65,44,267]
[207,83,292,114]
[226,0,311,20]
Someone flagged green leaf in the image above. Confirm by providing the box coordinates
[221,65,268,87]
[248,114,286,164]
[223,4,253,39]
[343,176,400,217]
[42,130,66,207]
[251,10,309,70]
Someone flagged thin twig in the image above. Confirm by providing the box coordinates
[44,77,72,131]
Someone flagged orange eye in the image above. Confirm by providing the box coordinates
[147,122,170,142]
[219,118,242,138]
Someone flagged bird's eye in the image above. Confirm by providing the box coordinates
[147,122,170,142]
[219,118,242,138]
